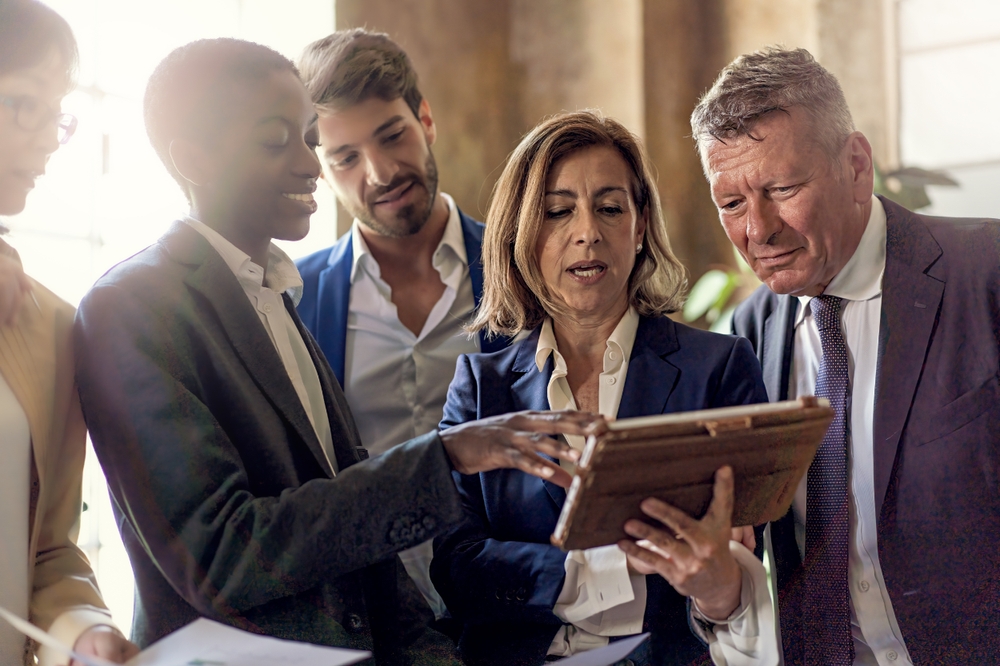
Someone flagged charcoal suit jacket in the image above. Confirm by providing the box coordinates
[733,197,1000,664]
[73,221,465,661]
[432,315,768,666]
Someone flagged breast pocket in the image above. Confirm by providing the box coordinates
[910,374,999,446]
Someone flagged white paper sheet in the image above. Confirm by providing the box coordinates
[127,618,370,666]
[555,633,650,666]
[0,605,371,666]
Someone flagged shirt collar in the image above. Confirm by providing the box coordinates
[182,216,304,305]
[349,191,467,284]
[794,196,887,327]
[535,307,641,373]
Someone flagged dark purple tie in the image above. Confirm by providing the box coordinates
[804,295,854,664]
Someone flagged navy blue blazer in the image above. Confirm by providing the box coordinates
[431,315,768,666]
[296,208,508,385]
[734,197,1000,665]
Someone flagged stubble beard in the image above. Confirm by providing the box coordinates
[350,151,440,239]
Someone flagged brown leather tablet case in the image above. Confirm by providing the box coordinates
[551,397,833,551]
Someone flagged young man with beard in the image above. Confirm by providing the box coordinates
[294,30,507,650]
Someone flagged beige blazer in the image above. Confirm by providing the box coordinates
[0,267,114,665]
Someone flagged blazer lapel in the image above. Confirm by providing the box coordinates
[763,295,798,403]
[165,223,335,478]
[0,296,53,538]
[510,328,566,507]
[872,199,944,512]
[460,210,509,354]
[316,236,353,386]
[617,316,680,419]
[287,296,364,472]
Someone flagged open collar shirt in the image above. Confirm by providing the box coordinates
[342,193,478,619]
[183,216,336,475]
[534,308,648,657]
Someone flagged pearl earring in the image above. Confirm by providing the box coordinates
[636,243,643,254]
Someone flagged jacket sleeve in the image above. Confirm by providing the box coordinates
[712,337,770,408]
[74,282,464,619]
[433,355,567,626]
[26,289,116,666]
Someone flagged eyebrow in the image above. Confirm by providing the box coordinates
[545,186,629,198]
[324,115,406,158]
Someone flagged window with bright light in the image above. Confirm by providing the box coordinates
[6,0,339,632]
[898,0,1000,217]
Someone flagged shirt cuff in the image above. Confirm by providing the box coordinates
[554,545,636,623]
[37,607,119,666]
[689,542,779,666]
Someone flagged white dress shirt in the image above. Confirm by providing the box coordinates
[788,196,911,666]
[712,197,913,666]
[0,371,30,664]
[535,309,648,657]
[343,193,479,619]
[183,217,337,474]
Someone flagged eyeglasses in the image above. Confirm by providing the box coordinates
[0,94,78,145]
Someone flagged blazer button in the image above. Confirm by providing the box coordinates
[515,587,527,601]
[345,612,365,633]
[495,589,502,600]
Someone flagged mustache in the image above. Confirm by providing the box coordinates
[368,174,422,204]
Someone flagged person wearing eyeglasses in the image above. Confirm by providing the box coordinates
[0,1,138,664]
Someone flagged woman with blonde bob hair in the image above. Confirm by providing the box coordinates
[431,111,769,666]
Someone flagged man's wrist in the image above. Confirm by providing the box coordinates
[691,565,742,621]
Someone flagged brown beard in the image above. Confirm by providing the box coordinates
[350,149,440,238]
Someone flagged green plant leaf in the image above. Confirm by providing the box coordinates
[709,304,738,333]
[683,269,731,321]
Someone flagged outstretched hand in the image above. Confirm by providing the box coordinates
[618,465,744,620]
[439,410,607,487]
[71,626,140,665]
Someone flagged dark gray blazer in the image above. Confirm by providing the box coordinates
[733,197,1000,664]
[74,221,464,661]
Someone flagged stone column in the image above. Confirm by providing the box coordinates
[643,0,736,283]
[721,0,894,167]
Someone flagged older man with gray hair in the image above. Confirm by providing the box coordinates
[665,46,1000,665]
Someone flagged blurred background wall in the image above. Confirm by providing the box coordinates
[335,0,899,284]
[7,0,998,635]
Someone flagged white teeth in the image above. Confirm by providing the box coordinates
[570,266,604,277]
[282,192,315,203]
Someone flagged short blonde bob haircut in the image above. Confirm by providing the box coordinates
[471,110,687,337]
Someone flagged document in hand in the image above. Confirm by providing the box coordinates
[0,604,370,666]
[551,397,833,551]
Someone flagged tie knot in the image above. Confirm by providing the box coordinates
[811,295,843,331]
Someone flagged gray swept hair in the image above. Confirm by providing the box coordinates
[690,47,855,164]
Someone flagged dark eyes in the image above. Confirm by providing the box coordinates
[544,204,624,219]
[383,129,405,144]
[335,153,358,168]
